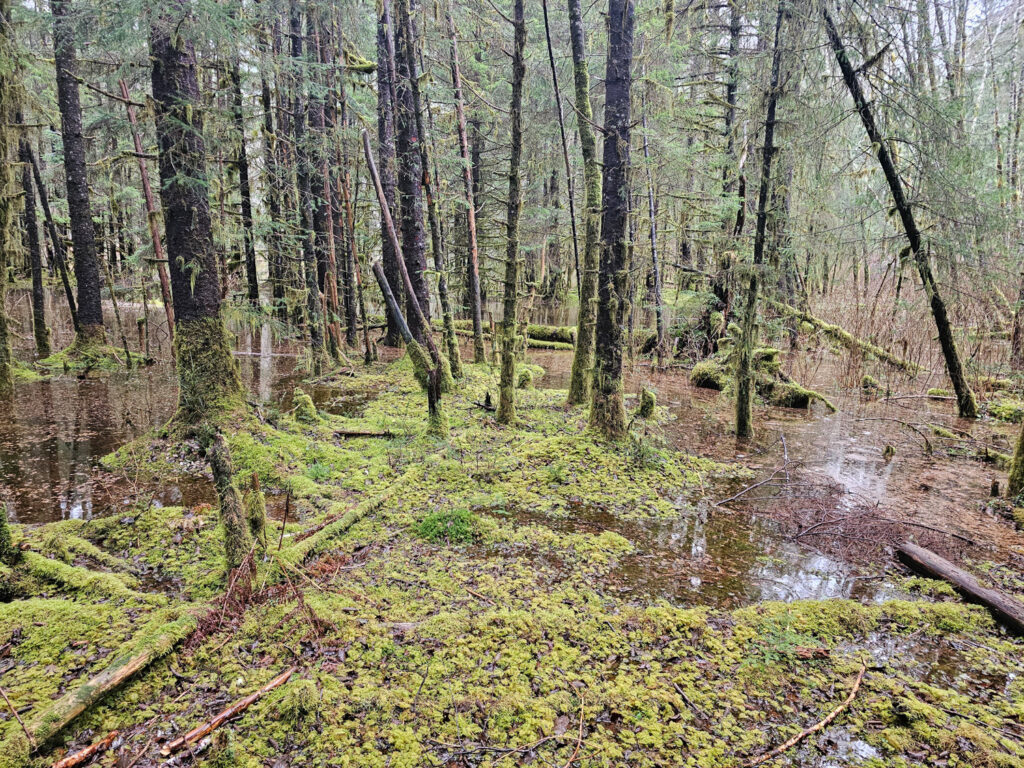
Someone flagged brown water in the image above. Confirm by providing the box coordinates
[0,293,342,524]
[522,344,1024,606]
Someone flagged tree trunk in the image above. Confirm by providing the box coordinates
[119,79,175,342]
[392,0,431,343]
[18,120,51,358]
[589,0,635,440]
[446,3,486,363]
[289,0,327,374]
[53,0,105,345]
[496,0,527,425]
[28,150,78,332]
[640,88,664,367]
[565,0,603,406]
[736,0,784,439]
[257,10,286,320]
[823,8,977,419]
[230,58,260,307]
[0,0,13,397]
[377,0,404,346]
[150,1,244,423]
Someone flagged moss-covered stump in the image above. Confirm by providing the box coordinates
[637,387,656,418]
[690,359,728,390]
[292,388,319,424]
[173,316,245,424]
[764,380,838,412]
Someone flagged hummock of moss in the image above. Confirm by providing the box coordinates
[292,388,319,424]
[765,380,837,412]
[927,387,953,398]
[861,374,880,392]
[690,359,728,390]
[637,387,656,418]
[516,368,533,389]
[987,397,1024,423]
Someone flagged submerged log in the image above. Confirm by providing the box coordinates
[897,542,1024,635]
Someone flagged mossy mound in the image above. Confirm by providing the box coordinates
[690,359,728,390]
[764,380,838,412]
[987,397,1024,423]
[292,388,319,424]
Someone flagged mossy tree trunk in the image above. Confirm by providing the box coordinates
[566,0,602,406]
[824,8,977,419]
[736,0,784,440]
[289,0,327,374]
[208,434,254,573]
[52,0,105,346]
[497,0,526,426]
[150,1,244,424]
[256,7,286,321]
[377,0,404,347]
[393,0,431,344]
[0,0,12,398]
[590,0,635,440]
[446,3,486,364]
[230,54,260,307]
[16,115,51,359]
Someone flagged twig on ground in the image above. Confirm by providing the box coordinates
[743,665,866,767]
[51,730,118,768]
[0,684,35,749]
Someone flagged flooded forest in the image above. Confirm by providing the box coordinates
[2,0,1024,764]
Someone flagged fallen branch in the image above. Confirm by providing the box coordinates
[333,428,395,439]
[51,730,118,768]
[1,684,35,749]
[743,665,866,767]
[716,460,800,506]
[160,667,296,756]
[897,542,1024,635]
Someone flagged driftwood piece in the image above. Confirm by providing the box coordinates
[51,730,118,768]
[160,667,296,755]
[744,665,866,767]
[897,542,1024,634]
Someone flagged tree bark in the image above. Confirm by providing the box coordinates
[52,0,105,344]
[392,0,431,343]
[150,1,244,422]
[118,78,175,342]
[823,7,977,419]
[590,0,635,439]
[565,0,603,406]
[377,0,404,346]
[17,118,51,358]
[28,150,78,332]
[257,8,286,320]
[0,0,13,396]
[640,86,664,367]
[230,57,260,306]
[446,3,486,363]
[496,0,527,425]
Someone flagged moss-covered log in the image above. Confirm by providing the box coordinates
[771,300,921,373]
[208,434,254,573]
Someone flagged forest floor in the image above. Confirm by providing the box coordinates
[2,352,1024,768]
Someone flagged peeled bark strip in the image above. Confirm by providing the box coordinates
[497,0,527,425]
[823,8,976,419]
[52,0,105,344]
[150,1,244,422]
[565,0,602,406]
[590,0,635,439]
[897,542,1024,635]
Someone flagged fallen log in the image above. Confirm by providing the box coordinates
[770,300,921,373]
[897,542,1024,635]
[333,429,395,439]
[24,609,200,747]
[160,666,296,755]
[51,730,119,768]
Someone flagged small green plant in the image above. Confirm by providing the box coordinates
[545,461,568,484]
[416,508,478,544]
[305,461,332,481]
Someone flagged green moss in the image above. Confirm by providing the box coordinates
[927,387,953,397]
[292,388,319,424]
[987,397,1024,423]
[753,347,781,375]
[273,678,321,725]
[862,374,880,391]
[172,316,245,424]
[516,369,533,389]
[637,387,656,418]
[0,503,16,565]
[929,424,957,439]
[416,508,478,544]
[690,359,728,390]
[767,381,837,412]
